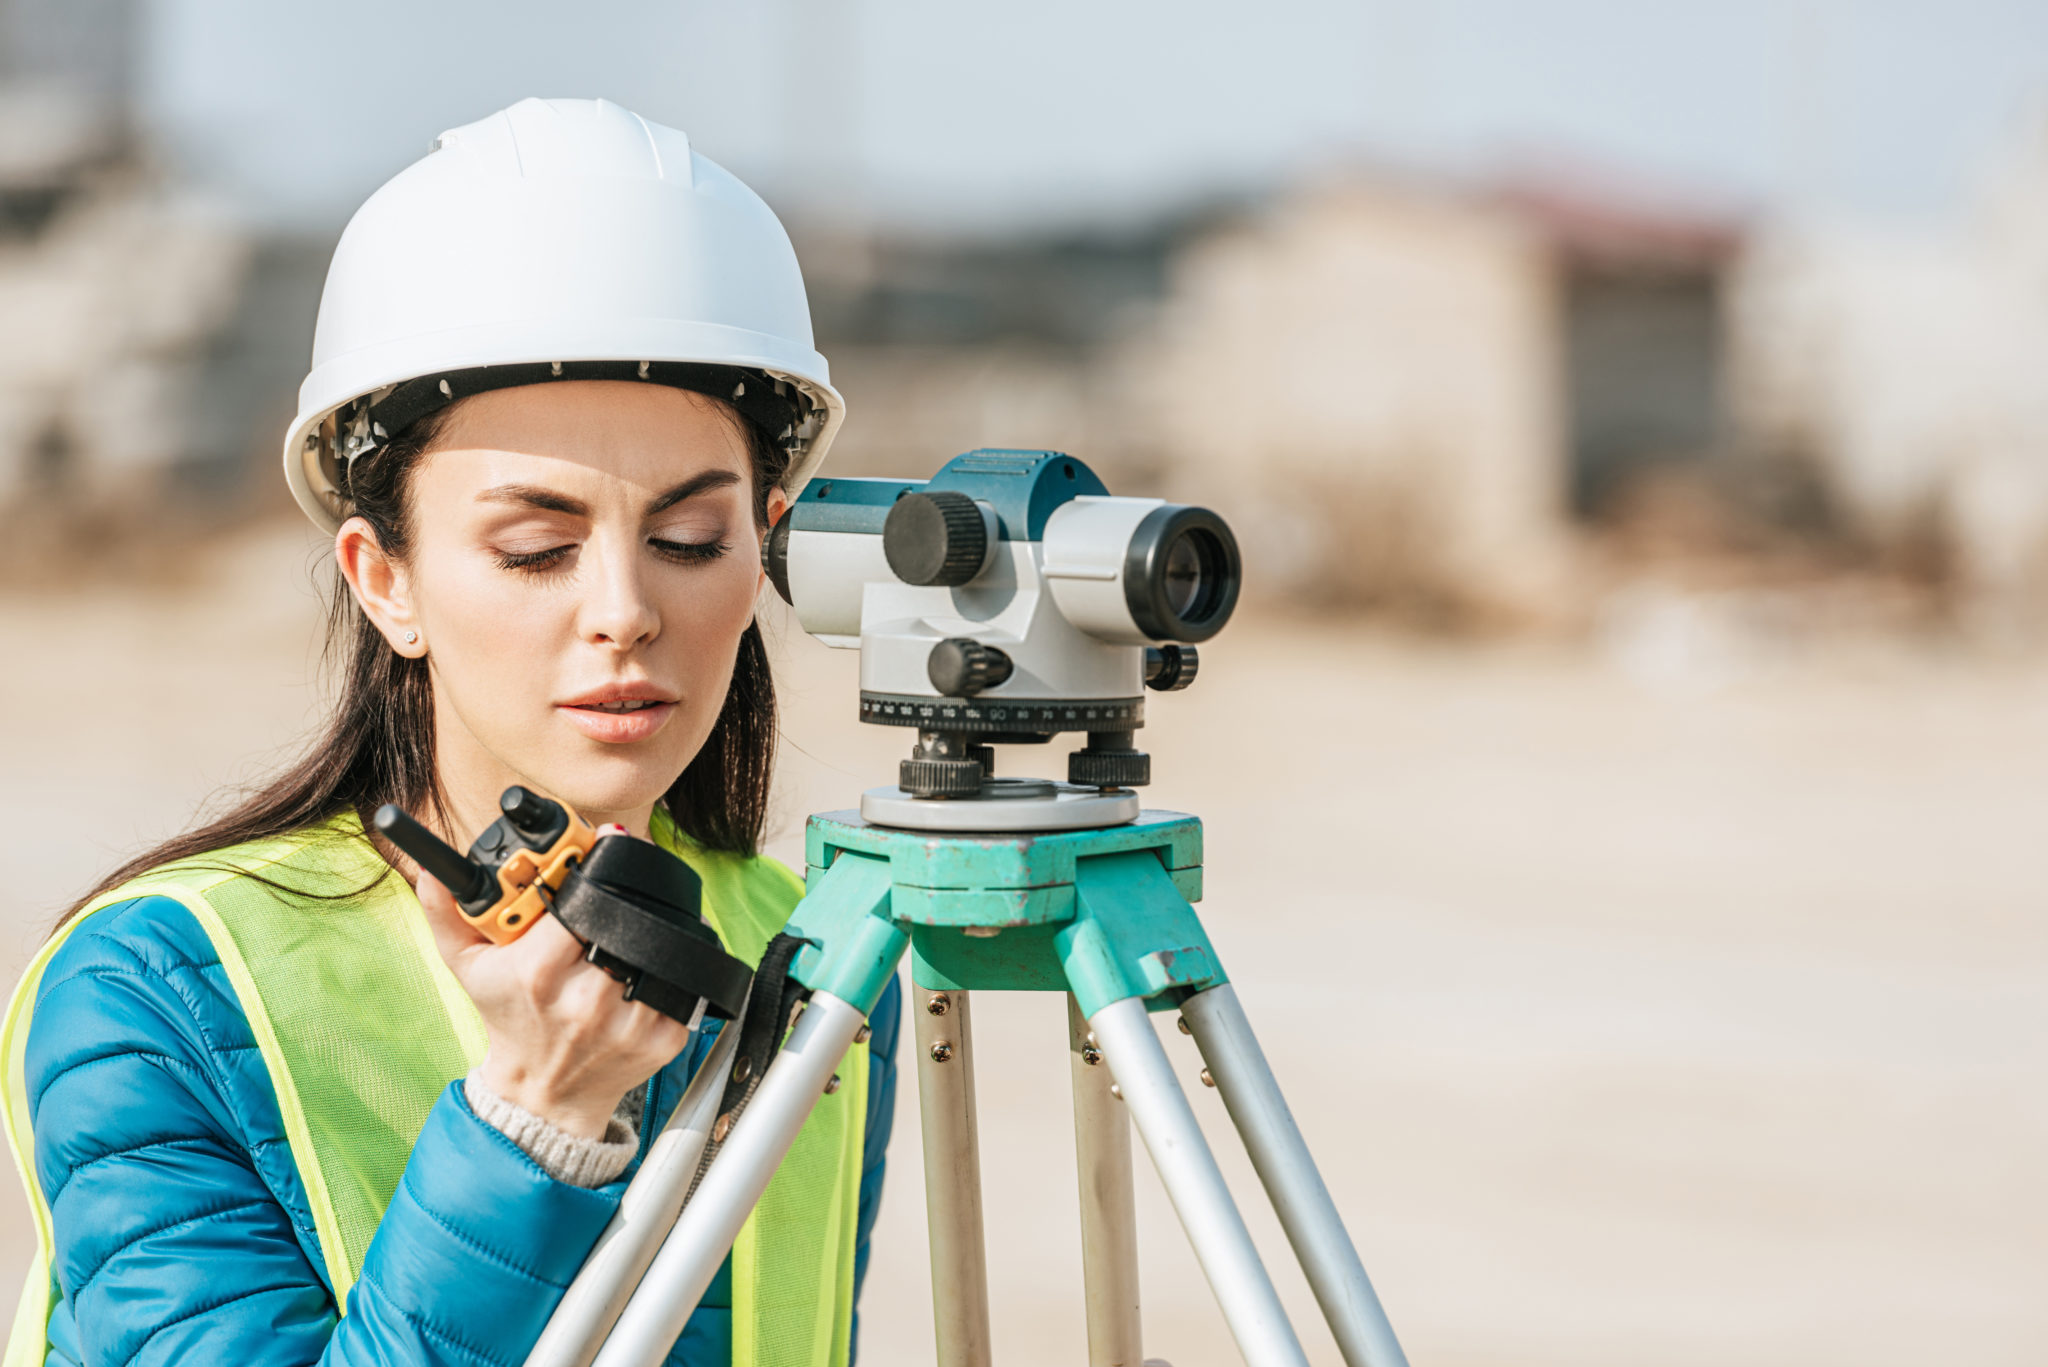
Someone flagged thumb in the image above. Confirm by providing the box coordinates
[416,870,491,967]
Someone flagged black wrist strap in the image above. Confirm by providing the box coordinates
[552,856,753,1024]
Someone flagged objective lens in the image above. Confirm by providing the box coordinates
[1162,529,1227,622]
[1122,505,1241,642]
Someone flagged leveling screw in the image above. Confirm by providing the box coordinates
[930,1040,954,1063]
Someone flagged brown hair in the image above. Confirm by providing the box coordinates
[59,393,790,923]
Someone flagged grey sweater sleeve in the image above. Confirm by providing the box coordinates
[463,1074,640,1188]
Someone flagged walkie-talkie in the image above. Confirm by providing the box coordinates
[372,789,752,1025]
[375,787,597,944]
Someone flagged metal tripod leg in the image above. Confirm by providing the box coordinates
[526,1021,744,1367]
[1068,994,1144,1367]
[1088,997,1310,1367]
[1181,984,1408,1367]
[915,984,993,1367]
[589,992,869,1367]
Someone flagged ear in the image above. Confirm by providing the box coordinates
[336,516,426,657]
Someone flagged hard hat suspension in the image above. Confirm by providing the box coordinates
[336,359,807,474]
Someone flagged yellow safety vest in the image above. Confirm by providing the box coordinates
[0,808,867,1367]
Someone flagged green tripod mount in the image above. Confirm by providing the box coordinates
[790,809,1213,1026]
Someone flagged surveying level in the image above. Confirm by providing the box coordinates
[765,449,1240,811]
[375,790,752,1026]
[530,454,1409,1367]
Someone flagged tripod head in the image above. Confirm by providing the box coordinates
[763,450,1241,812]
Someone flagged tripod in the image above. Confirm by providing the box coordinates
[533,799,1409,1367]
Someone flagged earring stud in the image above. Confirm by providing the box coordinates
[403,630,419,645]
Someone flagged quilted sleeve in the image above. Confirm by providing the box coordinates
[26,897,623,1367]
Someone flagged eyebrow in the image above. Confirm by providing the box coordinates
[475,469,743,520]
[646,469,742,516]
[476,484,589,516]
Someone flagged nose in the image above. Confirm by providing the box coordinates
[577,536,660,650]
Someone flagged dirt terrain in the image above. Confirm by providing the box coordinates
[2,519,2043,1365]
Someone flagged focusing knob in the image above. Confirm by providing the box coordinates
[928,638,1015,697]
[1144,643,1200,692]
[885,490,989,587]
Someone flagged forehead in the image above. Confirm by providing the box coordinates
[427,380,753,489]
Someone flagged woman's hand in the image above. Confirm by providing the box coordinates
[417,869,692,1139]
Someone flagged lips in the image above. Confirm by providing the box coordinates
[559,684,680,743]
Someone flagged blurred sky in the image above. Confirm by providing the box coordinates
[140,0,2048,234]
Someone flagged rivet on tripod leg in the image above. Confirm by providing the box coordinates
[930,1040,954,1063]
[1109,1083,1122,1100]
[1177,1015,1192,1035]
[926,992,951,1016]
[855,1023,871,1043]
[1200,1067,1215,1088]
[712,1113,733,1143]
[732,1055,752,1084]
[824,1073,842,1094]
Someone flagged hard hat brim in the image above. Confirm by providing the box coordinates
[282,317,843,534]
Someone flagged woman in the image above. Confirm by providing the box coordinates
[1,98,898,1367]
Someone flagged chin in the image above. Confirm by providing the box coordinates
[540,749,688,823]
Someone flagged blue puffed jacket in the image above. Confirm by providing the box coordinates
[20,893,901,1367]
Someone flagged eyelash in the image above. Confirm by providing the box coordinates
[492,538,733,574]
[652,537,733,565]
[494,546,572,572]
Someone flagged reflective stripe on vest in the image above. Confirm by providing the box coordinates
[2,810,866,1367]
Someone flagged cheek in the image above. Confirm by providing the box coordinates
[412,550,574,711]
[655,553,762,686]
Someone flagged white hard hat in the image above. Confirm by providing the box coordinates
[281,97,844,533]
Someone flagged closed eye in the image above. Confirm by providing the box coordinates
[650,537,732,564]
[495,545,575,572]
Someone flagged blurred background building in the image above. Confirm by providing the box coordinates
[4,3,2046,1365]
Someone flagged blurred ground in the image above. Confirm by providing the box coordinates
[2,517,2044,1365]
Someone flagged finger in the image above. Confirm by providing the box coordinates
[415,871,492,964]
[509,909,596,994]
